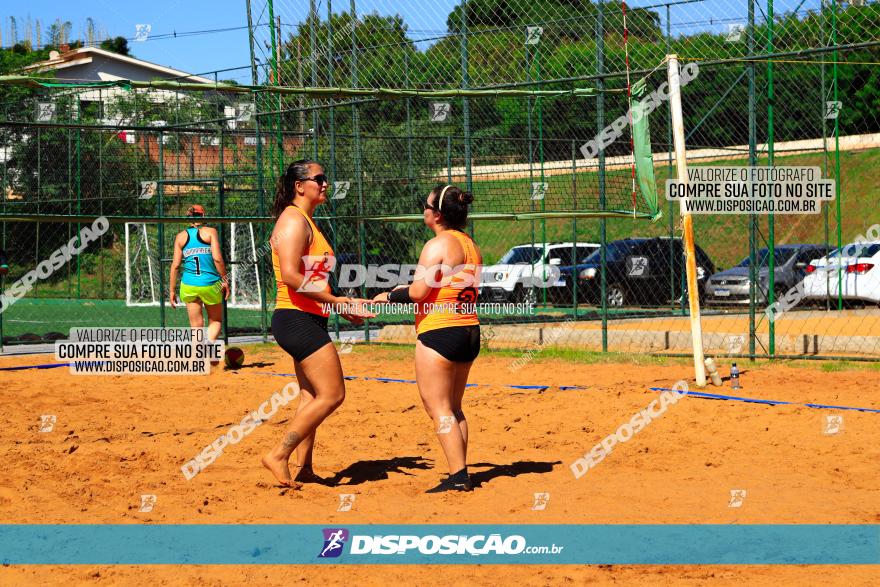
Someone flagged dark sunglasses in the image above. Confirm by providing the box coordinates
[422,201,436,211]
[302,174,328,185]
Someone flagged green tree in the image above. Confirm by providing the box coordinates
[100,36,130,56]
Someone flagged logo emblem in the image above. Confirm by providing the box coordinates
[531,182,548,200]
[332,181,351,200]
[319,528,349,558]
[139,494,157,512]
[338,335,355,355]
[825,101,843,120]
[298,254,336,292]
[823,415,843,435]
[134,24,152,42]
[532,492,550,510]
[337,494,356,512]
[725,23,744,43]
[430,102,450,122]
[726,334,745,355]
[36,102,56,122]
[728,489,747,508]
[627,256,649,277]
[39,415,56,433]
[526,26,543,45]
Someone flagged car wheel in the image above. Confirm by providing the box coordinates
[606,283,626,308]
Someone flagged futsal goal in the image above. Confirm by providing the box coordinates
[125,222,262,309]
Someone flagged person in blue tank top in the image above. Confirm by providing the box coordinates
[169,204,228,342]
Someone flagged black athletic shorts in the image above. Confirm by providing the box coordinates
[272,309,332,362]
[417,325,481,363]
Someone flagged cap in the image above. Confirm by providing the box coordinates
[187,204,205,217]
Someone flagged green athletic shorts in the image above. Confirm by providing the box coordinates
[180,282,222,306]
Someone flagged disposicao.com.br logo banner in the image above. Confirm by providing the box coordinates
[317,527,562,560]
[0,525,877,564]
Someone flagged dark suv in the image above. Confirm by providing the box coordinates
[558,237,716,307]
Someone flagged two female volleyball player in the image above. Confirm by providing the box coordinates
[262,160,374,488]
[169,204,228,342]
[374,184,481,493]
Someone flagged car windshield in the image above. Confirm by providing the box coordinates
[735,248,797,267]
[828,243,880,258]
[498,246,543,265]
[582,241,636,264]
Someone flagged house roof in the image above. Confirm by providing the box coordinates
[21,47,215,84]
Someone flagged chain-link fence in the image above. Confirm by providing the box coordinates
[2,0,879,359]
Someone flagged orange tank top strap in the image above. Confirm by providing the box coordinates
[272,204,335,317]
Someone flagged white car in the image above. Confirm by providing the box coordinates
[802,241,880,305]
[480,242,600,303]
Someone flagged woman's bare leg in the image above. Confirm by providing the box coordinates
[204,302,223,342]
[262,342,345,486]
[452,361,473,462]
[292,359,322,481]
[186,301,204,329]
[415,341,466,475]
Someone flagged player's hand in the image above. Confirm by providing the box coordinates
[342,298,376,319]
[372,292,389,303]
[222,280,230,300]
[341,312,364,326]
[169,293,177,309]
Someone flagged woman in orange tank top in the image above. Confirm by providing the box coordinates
[261,160,374,488]
[373,184,481,493]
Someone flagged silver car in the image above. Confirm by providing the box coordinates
[705,245,833,305]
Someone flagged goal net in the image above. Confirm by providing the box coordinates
[125,222,262,308]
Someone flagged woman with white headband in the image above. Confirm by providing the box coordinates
[373,184,481,492]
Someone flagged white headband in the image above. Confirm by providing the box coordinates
[438,185,452,211]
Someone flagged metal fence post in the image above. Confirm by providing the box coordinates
[596,1,608,353]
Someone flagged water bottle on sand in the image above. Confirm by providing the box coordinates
[730,363,741,390]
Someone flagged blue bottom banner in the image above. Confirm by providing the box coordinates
[0,524,877,564]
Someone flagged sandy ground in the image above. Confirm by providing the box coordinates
[1,343,878,585]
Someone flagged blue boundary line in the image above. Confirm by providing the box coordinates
[651,387,880,413]
[5,363,878,411]
[0,362,69,371]
[260,371,574,392]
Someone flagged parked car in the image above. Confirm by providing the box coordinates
[705,245,833,305]
[559,237,715,307]
[480,242,600,303]
[802,241,880,306]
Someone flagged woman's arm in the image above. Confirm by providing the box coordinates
[275,211,373,322]
[275,211,341,305]
[168,233,184,308]
[207,228,229,300]
[406,238,447,303]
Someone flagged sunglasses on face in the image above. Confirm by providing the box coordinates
[302,174,328,185]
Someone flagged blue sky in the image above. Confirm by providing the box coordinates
[4,0,459,83]
[4,0,823,83]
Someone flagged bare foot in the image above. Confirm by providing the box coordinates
[261,452,301,488]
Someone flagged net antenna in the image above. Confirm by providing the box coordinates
[667,54,707,387]
[622,1,637,218]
